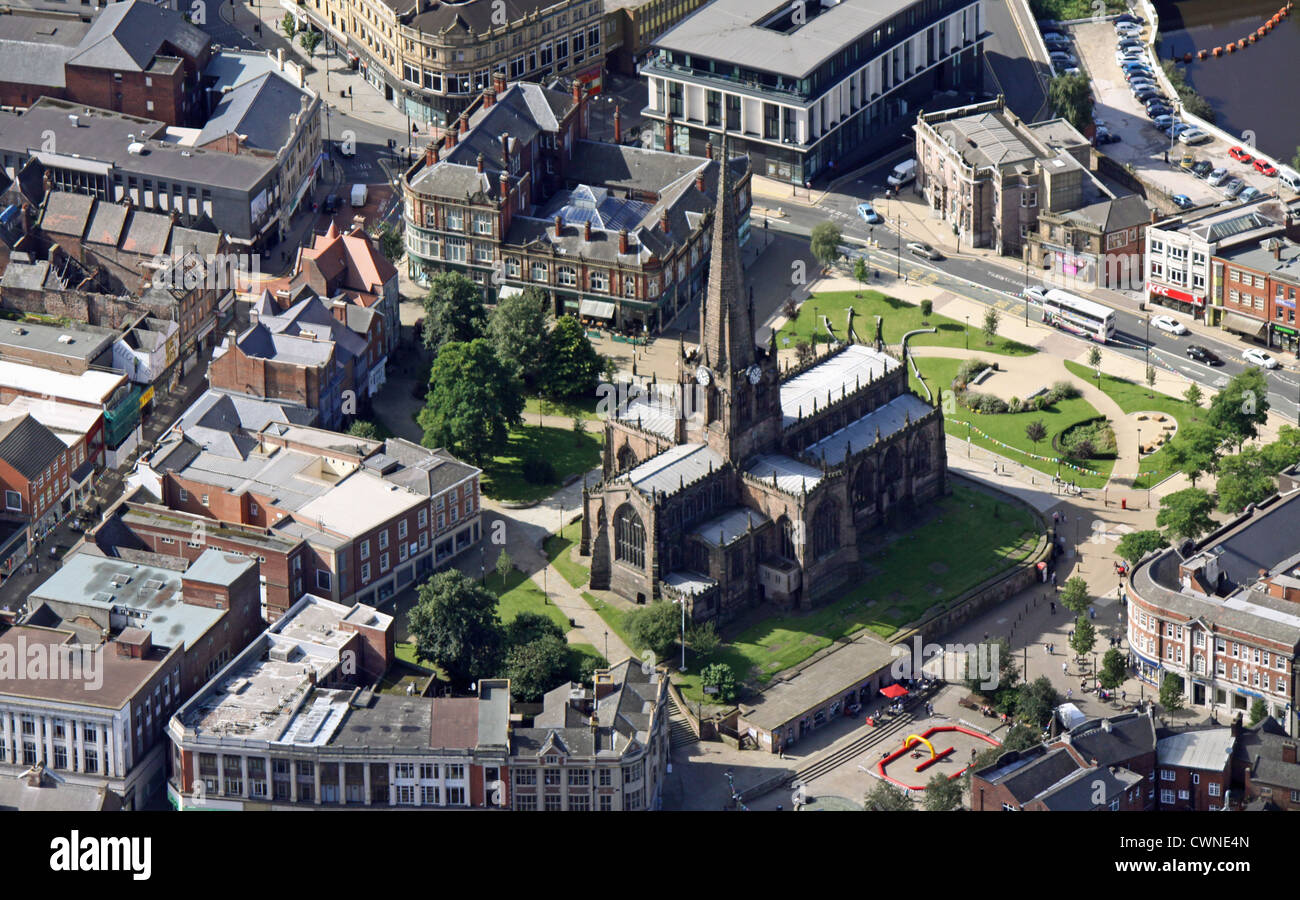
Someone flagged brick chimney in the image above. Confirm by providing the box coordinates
[572,80,583,104]
[477,153,485,173]
[705,140,714,160]
[584,220,592,241]
[696,170,706,192]
[493,72,507,95]
[665,117,675,154]
[458,112,469,135]
[660,210,670,234]
[618,229,629,254]
[484,88,497,109]
[1284,742,1298,764]
[444,130,457,149]
[554,215,563,238]
[425,143,439,167]
[498,170,509,202]
[613,105,622,143]
[1275,240,1283,261]
[1151,208,1159,224]
[330,299,349,324]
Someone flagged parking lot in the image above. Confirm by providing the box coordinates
[1064,20,1293,209]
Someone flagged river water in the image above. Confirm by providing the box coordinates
[1152,0,1299,161]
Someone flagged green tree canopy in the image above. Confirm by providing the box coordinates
[280,12,297,39]
[864,780,913,811]
[347,419,381,440]
[407,571,504,686]
[1015,676,1061,728]
[853,255,868,290]
[982,308,999,345]
[1216,446,1279,514]
[1249,697,1269,727]
[1163,422,1224,487]
[488,286,552,385]
[377,224,403,261]
[810,221,842,267]
[1207,368,1270,450]
[503,633,570,702]
[543,316,607,399]
[1263,425,1300,473]
[1159,672,1184,712]
[922,772,964,811]
[418,338,524,464]
[687,621,721,657]
[627,601,682,662]
[298,28,322,56]
[1070,614,1096,659]
[422,272,487,353]
[505,611,565,647]
[1156,487,1217,543]
[1025,419,1047,451]
[1183,383,1203,408]
[1047,72,1094,132]
[1060,575,1091,615]
[1115,529,1167,566]
[1099,648,1127,691]
[700,662,738,703]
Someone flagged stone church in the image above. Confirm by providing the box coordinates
[582,142,949,623]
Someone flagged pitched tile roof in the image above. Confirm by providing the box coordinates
[0,414,66,480]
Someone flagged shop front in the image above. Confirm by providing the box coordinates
[1272,322,1300,356]
[1147,282,1204,319]
[1222,310,1269,344]
[1131,646,1163,687]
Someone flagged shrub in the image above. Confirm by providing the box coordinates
[966,392,1008,415]
[954,358,991,388]
[1031,395,1047,412]
[783,299,799,320]
[920,299,933,319]
[521,454,557,485]
[1007,396,1023,414]
[1047,380,1081,403]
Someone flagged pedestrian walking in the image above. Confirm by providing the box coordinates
[1068,629,1074,641]
[1066,688,1072,700]
[1062,662,1068,676]
[1121,689,1126,703]
[1051,571,1057,587]
[1089,606,1096,620]
[1050,600,1056,615]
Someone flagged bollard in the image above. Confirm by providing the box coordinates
[1121,498,1127,510]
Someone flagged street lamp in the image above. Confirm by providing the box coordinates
[604,630,609,663]
[965,315,970,350]
[1145,314,1151,369]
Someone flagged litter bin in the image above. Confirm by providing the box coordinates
[1121,498,1127,510]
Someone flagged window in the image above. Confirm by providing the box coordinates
[515,769,537,786]
[178,488,188,502]
[398,520,408,540]
[589,270,608,292]
[1192,773,1200,785]
[544,768,561,786]
[380,552,390,572]
[316,570,331,591]
[544,794,563,811]
[421,785,440,805]
[379,531,390,550]
[360,563,370,584]
[360,539,370,560]
[418,509,427,529]
[1208,782,1220,797]
[599,793,612,811]
[1160,789,1174,805]
[568,769,590,786]
[614,505,645,569]
[557,265,577,286]
[598,768,611,787]
[4,490,19,511]
[446,786,465,805]
[516,793,538,811]
[1160,769,1175,781]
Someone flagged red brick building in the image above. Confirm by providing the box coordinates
[1155,725,1236,811]
[1216,236,1300,354]
[293,223,399,355]
[0,413,73,538]
[1236,716,1300,809]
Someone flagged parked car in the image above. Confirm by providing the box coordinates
[1152,314,1189,334]
[322,194,341,214]
[1136,89,1165,104]
[1094,129,1121,145]
[1125,67,1154,80]
[1049,51,1077,64]
[1179,155,1197,172]
[1116,51,1144,64]
[1116,13,1144,24]
[1254,159,1278,177]
[1239,186,1263,202]
[1229,145,1254,164]
[1042,31,1068,44]
[1192,160,1213,178]
[1129,77,1156,89]
[857,202,882,224]
[1186,345,1223,365]
[1146,103,1173,119]
[907,241,943,261]
[1168,123,1194,138]
[1244,347,1281,369]
[1179,128,1211,145]
[1223,177,1246,198]
[1024,285,1050,304]
[1171,194,1194,210]
[1055,64,1081,76]
[1151,114,1176,132]
[1207,167,1229,186]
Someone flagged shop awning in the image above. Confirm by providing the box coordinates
[1223,312,1268,338]
[580,299,616,320]
[880,683,908,699]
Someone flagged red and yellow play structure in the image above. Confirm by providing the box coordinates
[875,725,1002,791]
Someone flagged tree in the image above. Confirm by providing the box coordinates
[494,548,514,585]
[795,340,815,366]
[1098,648,1127,691]
[1183,383,1203,408]
[1025,419,1047,453]
[421,272,486,353]
[1262,425,1300,473]
[922,772,963,811]
[1249,697,1269,727]
[1115,529,1167,567]
[280,12,297,40]
[347,419,381,440]
[1156,487,1217,542]
[1216,446,1278,514]
[687,621,721,657]
[505,611,565,647]
[965,636,1016,694]
[298,28,322,58]
[1015,676,1060,728]
[700,662,737,703]
[809,221,842,268]
[1001,724,1041,753]
[543,316,607,399]
[407,571,504,685]
[1070,614,1096,659]
[1163,422,1224,487]
[864,780,912,811]
[982,307,999,345]
[1208,368,1270,451]
[1159,672,1185,712]
[503,633,569,702]
[488,287,551,385]
[1087,345,1102,377]
[1060,575,1091,615]
[1047,72,1094,133]
[1146,364,1157,393]
[377,224,403,262]
[920,299,933,322]
[418,338,524,464]
[627,601,682,662]
[853,256,868,295]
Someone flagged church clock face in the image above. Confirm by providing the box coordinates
[695,365,712,386]
[746,364,762,385]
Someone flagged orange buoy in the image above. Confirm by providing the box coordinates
[1213,46,1223,56]
[1198,49,1207,59]
[1226,42,1235,52]
[1257,26,1265,35]
[1238,38,1247,47]
[1267,21,1274,30]
[1249,34,1257,43]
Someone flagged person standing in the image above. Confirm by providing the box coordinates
[1050,600,1056,615]
[1062,662,1068,676]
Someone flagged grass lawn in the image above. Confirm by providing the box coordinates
[524,394,601,422]
[676,485,1042,702]
[379,657,439,695]
[911,357,1113,488]
[544,519,589,589]
[779,290,1036,357]
[582,592,636,655]
[488,567,572,632]
[567,642,608,673]
[1064,361,1208,490]
[480,425,602,504]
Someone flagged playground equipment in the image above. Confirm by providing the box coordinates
[876,725,1001,791]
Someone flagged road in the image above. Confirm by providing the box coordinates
[762,158,1300,423]
[981,0,1050,121]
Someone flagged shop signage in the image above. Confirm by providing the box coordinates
[1148,282,1202,306]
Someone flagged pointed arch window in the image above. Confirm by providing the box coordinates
[615,505,645,569]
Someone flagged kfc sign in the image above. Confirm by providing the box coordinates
[1147,282,1202,306]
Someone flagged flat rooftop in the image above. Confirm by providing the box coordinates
[0,396,100,444]
[0,624,169,709]
[117,503,302,554]
[0,320,117,363]
[0,359,124,407]
[293,469,426,539]
[653,0,926,79]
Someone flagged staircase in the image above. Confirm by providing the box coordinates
[667,694,698,749]
[793,711,918,785]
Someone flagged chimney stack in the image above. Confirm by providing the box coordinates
[1275,241,1283,260]
[705,140,714,160]
[458,112,469,135]
[444,130,457,149]
[492,72,507,95]
[554,215,563,238]
[696,170,706,193]
[1284,743,1298,764]
[613,105,622,144]
[618,229,629,254]
[425,143,439,167]
[584,220,592,241]
[660,210,670,234]
[484,88,497,109]
[665,117,675,154]
[572,80,583,104]
[477,153,485,174]
[498,170,509,202]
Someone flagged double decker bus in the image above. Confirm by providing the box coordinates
[1038,288,1117,343]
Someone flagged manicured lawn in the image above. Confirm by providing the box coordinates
[582,592,636,654]
[524,394,602,422]
[1064,361,1208,490]
[676,485,1042,702]
[567,643,608,674]
[544,519,589,589]
[778,290,1036,356]
[480,425,603,503]
[911,357,1113,488]
[488,566,572,632]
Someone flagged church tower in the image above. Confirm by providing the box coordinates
[685,136,782,463]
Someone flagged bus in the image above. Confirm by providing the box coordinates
[1038,288,1117,343]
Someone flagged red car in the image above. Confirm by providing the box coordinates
[1255,159,1278,176]
[1229,146,1253,164]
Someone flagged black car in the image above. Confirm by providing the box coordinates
[1186,344,1223,365]
[1116,13,1144,24]
[323,194,341,214]
[1146,104,1173,119]
[1191,160,1213,178]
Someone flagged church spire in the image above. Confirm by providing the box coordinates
[699,134,754,377]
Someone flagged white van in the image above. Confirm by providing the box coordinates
[350,183,368,207]
[1279,166,1300,193]
[886,158,916,188]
